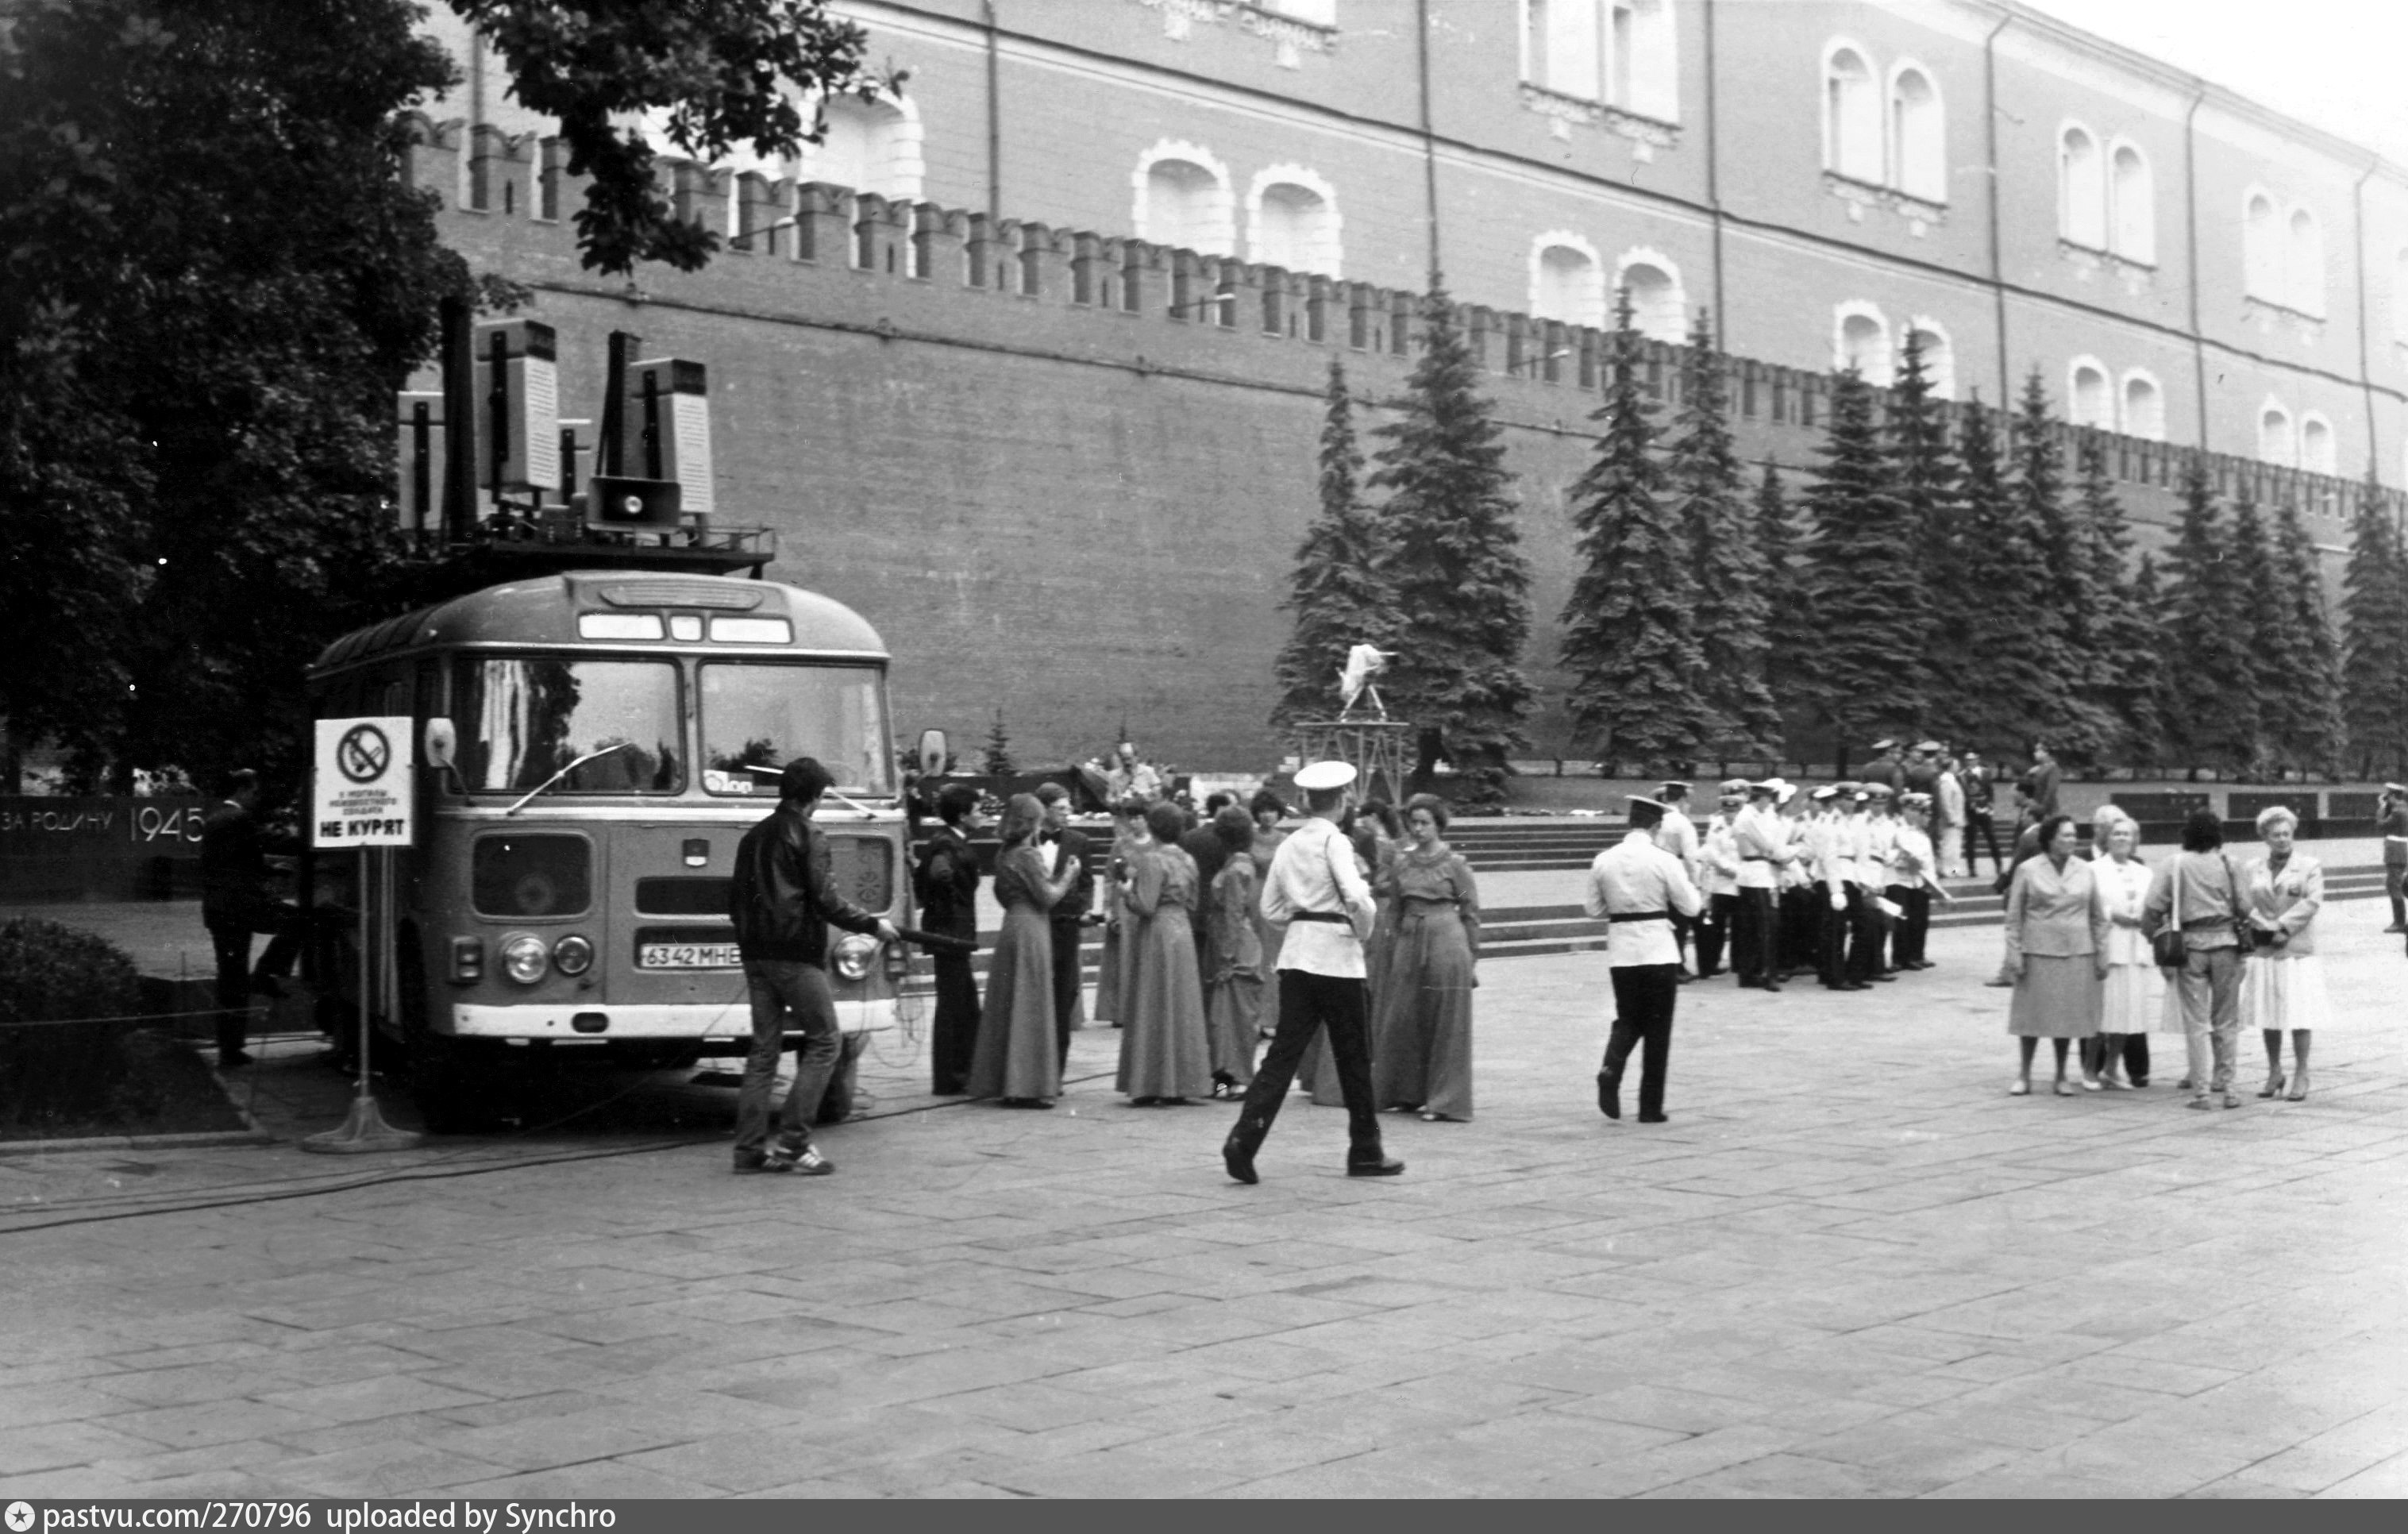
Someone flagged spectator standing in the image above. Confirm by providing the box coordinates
[2380,782,2408,934]
[2087,815,2159,1090]
[1179,792,1236,977]
[2025,743,2063,821]
[964,795,1086,1108]
[1370,795,1481,1122]
[915,784,985,1096]
[2241,806,2328,1102]
[1933,753,1967,878]
[1035,784,1094,1070]
[1092,799,1148,1027]
[1247,789,1291,1042]
[199,769,302,1070]
[2002,814,2109,1096]
[1117,801,1212,1104]
[1859,740,1905,794]
[1960,750,2004,875]
[1204,806,1264,1098]
[2143,807,2252,1111]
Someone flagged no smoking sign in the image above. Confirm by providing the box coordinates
[314,715,415,847]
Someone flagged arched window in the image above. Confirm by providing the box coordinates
[1833,302,1890,384]
[1133,143,1234,255]
[1824,45,1882,183]
[2244,191,2281,301]
[2300,413,2337,475]
[1246,168,1341,276]
[805,92,925,202]
[2120,370,2166,441]
[1524,0,1604,98]
[1613,0,1678,121]
[1616,251,1685,342]
[2287,207,2325,317]
[1890,66,1944,202]
[2059,125,2103,248]
[2067,357,2111,429]
[2109,142,2154,264]
[1904,319,1954,399]
[2258,400,2294,465]
[1531,234,1606,329]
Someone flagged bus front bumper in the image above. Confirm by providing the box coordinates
[448,997,899,1041]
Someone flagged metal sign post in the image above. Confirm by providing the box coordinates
[302,716,422,1154]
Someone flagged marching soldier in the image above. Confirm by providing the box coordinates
[1585,795,1705,1124]
[1731,779,1789,990]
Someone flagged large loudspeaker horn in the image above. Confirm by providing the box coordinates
[583,475,683,531]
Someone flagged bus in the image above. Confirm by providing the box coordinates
[306,569,911,1130]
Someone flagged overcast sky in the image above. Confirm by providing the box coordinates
[2017,0,2408,164]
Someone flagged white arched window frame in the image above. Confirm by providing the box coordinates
[1132,141,1235,256]
[2287,206,2325,318]
[1522,0,1605,98]
[2067,357,2112,429]
[1613,0,1679,121]
[2119,368,2166,441]
[2108,140,2154,265]
[1823,42,1882,183]
[1614,249,1686,343]
[1832,300,1891,384]
[2258,398,2295,465]
[2299,411,2337,475]
[2243,190,2282,302]
[1902,317,1955,399]
[1244,165,1343,277]
[1530,231,1607,329]
[794,88,926,203]
[2059,123,2104,248]
[1888,63,1945,202]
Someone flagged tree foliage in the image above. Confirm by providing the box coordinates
[1940,399,2066,754]
[2009,375,2111,761]
[1802,368,1929,754]
[1671,310,1782,760]
[2341,484,2408,780]
[2158,461,2261,773]
[1756,464,1820,729]
[2071,438,2164,761]
[2269,498,2344,775]
[1273,357,1393,729]
[1368,283,1531,804]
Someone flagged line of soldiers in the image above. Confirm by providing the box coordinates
[1650,772,1955,994]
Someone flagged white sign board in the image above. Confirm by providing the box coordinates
[314,716,415,847]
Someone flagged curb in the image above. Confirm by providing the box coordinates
[0,1128,277,1156]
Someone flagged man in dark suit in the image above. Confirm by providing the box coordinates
[915,784,984,1095]
[199,769,302,1069]
[1177,792,1235,974]
[1035,783,1096,1070]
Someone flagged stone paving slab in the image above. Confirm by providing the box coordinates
[0,915,2398,1499]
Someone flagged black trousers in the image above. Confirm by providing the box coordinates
[1817,888,1851,987]
[1778,885,1817,975]
[1695,893,1736,977]
[207,908,302,1059]
[1844,886,1886,983]
[1669,912,1694,971]
[1964,813,2005,875]
[928,950,981,1095]
[1732,888,1775,985]
[1049,917,1086,1069]
[2082,1032,2151,1081]
[1226,969,1382,1165]
[1886,885,1930,967]
[1603,964,1678,1117]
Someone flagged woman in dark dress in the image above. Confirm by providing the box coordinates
[965,794,1085,1108]
[1204,805,1263,1097]
[917,784,984,1095]
[1117,800,1212,1104]
[1371,794,1481,1121]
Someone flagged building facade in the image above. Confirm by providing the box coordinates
[414,1,2407,769]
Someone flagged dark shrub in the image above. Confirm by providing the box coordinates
[0,917,146,1130]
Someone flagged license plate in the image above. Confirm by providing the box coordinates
[638,942,742,969]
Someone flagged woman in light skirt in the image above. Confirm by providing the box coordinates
[2002,814,2109,1095]
[2241,805,2329,1101]
[2086,815,2161,1090]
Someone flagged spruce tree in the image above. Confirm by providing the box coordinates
[1273,357,1395,728]
[1558,290,1706,771]
[2227,494,2294,775]
[2009,373,2108,761]
[2159,461,2260,774]
[2340,485,2408,780]
[1369,282,1532,805]
[1886,331,1956,738]
[2127,553,2171,767]
[1671,310,1782,761]
[1803,368,1929,759]
[1756,464,1820,746]
[1942,398,2066,754]
[2071,439,2164,762]
[2271,498,2344,776]
[982,708,1015,778]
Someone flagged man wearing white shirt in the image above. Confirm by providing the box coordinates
[1653,780,1701,981]
[1693,781,1745,979]
[1730,780,1789,991]
[1585,796,1705,1124]
[1222,761,1402,1183]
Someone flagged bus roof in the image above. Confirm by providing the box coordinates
[308,572,888,677]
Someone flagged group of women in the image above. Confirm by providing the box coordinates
[2003,804,2331,1108]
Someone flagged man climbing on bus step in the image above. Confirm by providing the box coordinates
[730,757,900,1175]
[200,769,303,1070]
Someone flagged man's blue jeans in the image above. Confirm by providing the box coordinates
[735,960,843,1161]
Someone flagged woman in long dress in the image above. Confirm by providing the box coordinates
[1247,789,1289,1044]
[964,794,1087,1108]
[2241,805,2329,1102]
[2087,815,2161,1091]
[1090,798,1147,1026]
[1116,800,1212,1104]
[2002,814,2108,1096]
[1204,806,1263,1098]
[1370,795,1481,1121]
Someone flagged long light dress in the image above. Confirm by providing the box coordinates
[2004,853,2106,1039]
[2240,852,2333,1032]
[1115,843,1213,1100]
[963,845,1061,1102]
[1092,850,1126,1026]
[1369,844,1480,1120]
[1204,855,1263,1087]
[2090,853,2165,1035]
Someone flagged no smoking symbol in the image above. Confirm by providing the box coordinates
[337,723,391,784]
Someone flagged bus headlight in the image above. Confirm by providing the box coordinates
[500,934,550,985]
[830,933,880,981]
[552,934,595,977]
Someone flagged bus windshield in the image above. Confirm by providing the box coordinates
[699,663,892,797]
[453,657,683,796]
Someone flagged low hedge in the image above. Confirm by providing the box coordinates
[0,916,233,1135]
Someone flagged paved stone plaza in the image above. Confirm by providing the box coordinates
[0,917,2400,1499]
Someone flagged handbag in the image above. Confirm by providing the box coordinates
[2148,857,2187,969]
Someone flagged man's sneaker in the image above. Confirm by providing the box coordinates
[780,1145,835,1176]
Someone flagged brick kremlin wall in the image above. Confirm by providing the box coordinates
[410,119,2400,772]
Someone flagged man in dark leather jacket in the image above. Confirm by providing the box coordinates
[728,758,898,1174]
[200,769,302,1068]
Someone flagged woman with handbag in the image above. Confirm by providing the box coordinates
[2086,815,2161,1089]
[2002,814,2109,1095]
[2142,807,2252,1110]
[2240,805,2329,1102]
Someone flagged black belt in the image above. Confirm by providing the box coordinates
[1740,855,1772,862]
[1289,911,1353,925]
[1607,910,1671,923]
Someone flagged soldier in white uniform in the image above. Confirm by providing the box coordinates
[1693,780,1746,979]
[1814,784,1864,991]
[1731,779,1790,991]
[1856,783,1900,983]
[1583,796,1705,1124]
[1653,780,1701,981]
